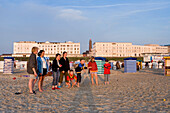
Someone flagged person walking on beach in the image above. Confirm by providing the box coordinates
[37,50,48,92]
[88,56,98,85]
[104,59,111,85]
[52,53,62,90]
[27,47,38,94]
[75,59,87,87]
[58,51,70,88]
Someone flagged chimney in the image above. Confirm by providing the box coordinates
[89,39,92,52]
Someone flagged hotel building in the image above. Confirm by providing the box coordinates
[92,42,168,57]
[13,41,81,57]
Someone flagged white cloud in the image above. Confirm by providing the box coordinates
[59,2,170,9]
[114,7,166,18]
[59,9,87,21]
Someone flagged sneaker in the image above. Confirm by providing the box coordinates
[56,87,60,89]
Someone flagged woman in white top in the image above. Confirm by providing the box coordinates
[37,50,48,92]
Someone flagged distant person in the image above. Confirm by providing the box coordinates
[52,53,62,90]
[88,56,98,85]
[49,61,52,72]
[75,59,87,87]
[37,50,48,92]
[67,70,77,88]
[104,59,111,85]
[116,61,120,69]
[27,47,38,94]
[58,51,70,88]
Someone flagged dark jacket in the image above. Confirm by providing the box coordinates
[59,57,70,72]
[27,53,37,74]
[52,58,60,72]
[75,63,87,73]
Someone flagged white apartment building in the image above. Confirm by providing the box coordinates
[92,42,168,57]
[13,41,81,57]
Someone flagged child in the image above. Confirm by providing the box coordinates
[104,59,111,85]
[75,59,87,87]
[67,70,77,88]
[88,56,98,85]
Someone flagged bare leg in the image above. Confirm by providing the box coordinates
[91,74,94,85]
[58,82,60,86]
[41,76,45,91]
[38,76,43,92]
[68,82,71,88]
[33,79,37,89]
[94,73,98,85]
[72,81,76,87]
[77,82,80,87]
[29,79,34,93]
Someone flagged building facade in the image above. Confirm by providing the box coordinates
[92,42,168,57]
[13,41,81,57]
[164,44,170,55]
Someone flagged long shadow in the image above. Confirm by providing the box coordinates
[139,68,164,76]
[98,75,104,83]
[68,73,98,112]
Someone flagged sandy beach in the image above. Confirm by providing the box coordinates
[0,68,169,112]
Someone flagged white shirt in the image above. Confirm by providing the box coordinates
[41,58,47,68]
[57,60,60,69]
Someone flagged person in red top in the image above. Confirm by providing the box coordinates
[104,59,111,85]
[67,70,77,88]
[88,56,98,85]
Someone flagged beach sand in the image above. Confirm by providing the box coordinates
[0,68,169,112]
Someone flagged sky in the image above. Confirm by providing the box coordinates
[0,0,170,54]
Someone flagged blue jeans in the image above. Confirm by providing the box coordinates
[52,69,60,86]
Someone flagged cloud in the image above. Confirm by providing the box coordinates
[59,2,170,9]
[115,7,166,17]
[59,9,87,21]
[14,2,88,21]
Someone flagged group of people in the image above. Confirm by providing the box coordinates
[27,47,111,94]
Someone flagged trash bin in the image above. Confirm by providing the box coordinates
[142,62,146,69]
[124,57,137,73]
[149,63,152,68]
[159,63,163,69]
[113,62,117,70]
